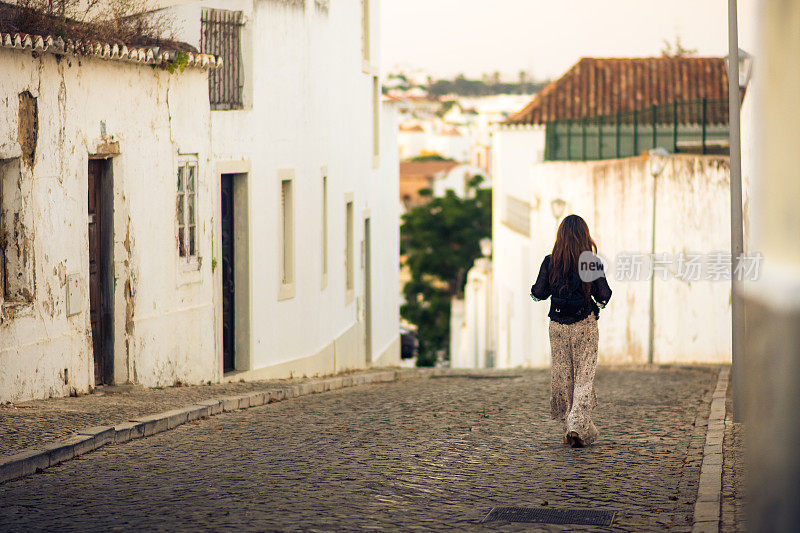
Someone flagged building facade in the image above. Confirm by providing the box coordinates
[0,0,400,402]
[452,56,740,368]
[0,34,219,401]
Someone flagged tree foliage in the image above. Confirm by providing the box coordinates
[400,177,491,366]
[2,0,179,48]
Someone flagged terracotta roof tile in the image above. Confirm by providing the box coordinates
[507,57,728,125]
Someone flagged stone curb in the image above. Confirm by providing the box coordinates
[691,367,730,533]
[0,369,399,484]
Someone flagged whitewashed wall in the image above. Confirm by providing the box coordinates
[398,130,427,160]
[490,126,545,368]
[431,164,489,199]
[0,50,214,402]
[450,258,493,369]
[172,0,400,379]
[490,134,735,367]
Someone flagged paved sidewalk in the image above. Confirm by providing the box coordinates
[720,385,746,533]
[0,366,723,531]
[0,369,399,457]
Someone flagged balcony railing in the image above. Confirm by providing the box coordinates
[544,98,730,161]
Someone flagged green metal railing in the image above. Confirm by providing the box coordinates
[544,99,729,161]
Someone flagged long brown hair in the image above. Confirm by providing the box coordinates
[549,214,597,300]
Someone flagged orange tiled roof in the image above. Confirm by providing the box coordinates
[507,57,728,125]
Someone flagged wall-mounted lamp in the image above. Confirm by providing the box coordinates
[725,48,754,91]
[479,238,492,258]
[648,147,670,179]
[550,198,566,221]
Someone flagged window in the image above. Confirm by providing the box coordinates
[279,171,295,300]
[201,9,244,110]
[177,157,199,260]
[361,0,370,64]
[372,76,380,167]
[321,171,328,289]
[345,197,354,302]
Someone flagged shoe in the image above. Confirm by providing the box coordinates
[567,431,585,448]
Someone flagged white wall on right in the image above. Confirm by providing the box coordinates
[526,155,733,365]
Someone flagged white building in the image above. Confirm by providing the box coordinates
[0,32,220,401]
[430,164,489,199]
[453,56,738,368]
[0,0,400,402]
[166,0,400,381]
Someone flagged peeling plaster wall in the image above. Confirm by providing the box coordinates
[491,140,736,366]
[0,50,214,402]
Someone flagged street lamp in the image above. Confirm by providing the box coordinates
[647,148,670,365]
[726,48,754,94]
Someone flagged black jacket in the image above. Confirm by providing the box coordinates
[530,254,612,324]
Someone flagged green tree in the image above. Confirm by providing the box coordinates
[400,176,491,366]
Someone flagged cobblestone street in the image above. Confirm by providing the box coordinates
[0,367,719,532]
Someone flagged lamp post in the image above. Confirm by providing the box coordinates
[726,0,747,422]
[647,148,669,365]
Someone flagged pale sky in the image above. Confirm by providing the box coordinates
[381,0,733,81]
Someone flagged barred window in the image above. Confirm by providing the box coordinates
[201,9,244,110]
[177,157,198,259]
[361,0,370,63]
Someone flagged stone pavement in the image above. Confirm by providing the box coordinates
[0,366,726,531]
[0,369,396,457]
[720,386,746,533]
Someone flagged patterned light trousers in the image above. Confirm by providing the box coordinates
[549,315,599,445]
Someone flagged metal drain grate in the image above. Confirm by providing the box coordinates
[483,507,615,526]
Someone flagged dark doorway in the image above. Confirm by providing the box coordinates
[221,173,235,373]
[88,158,113,385]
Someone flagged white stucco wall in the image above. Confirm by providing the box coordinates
[175,0,400,378]
[450,258,493,369]
[0,49,214,402]
[526,156,733,365]
[1,0,400,402]
[398,130,427,160]
[431,164,489,199]
[490,126,545,368]
[490,127,735,367]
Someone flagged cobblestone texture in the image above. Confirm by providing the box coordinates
[0,370,389,456]
[0,367,718,532]
[720,388,746,533]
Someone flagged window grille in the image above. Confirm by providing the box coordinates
[201,9,244,110]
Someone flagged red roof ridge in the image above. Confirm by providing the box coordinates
[507,56,728,125]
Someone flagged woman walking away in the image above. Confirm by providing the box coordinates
[530,215,612,448]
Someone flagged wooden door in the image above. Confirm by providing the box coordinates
[88,159,104,384]
[221,174,235,372]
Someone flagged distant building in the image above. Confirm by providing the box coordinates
[431,164,490,199]
[399,159,460,210]
[452,56,739,368]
